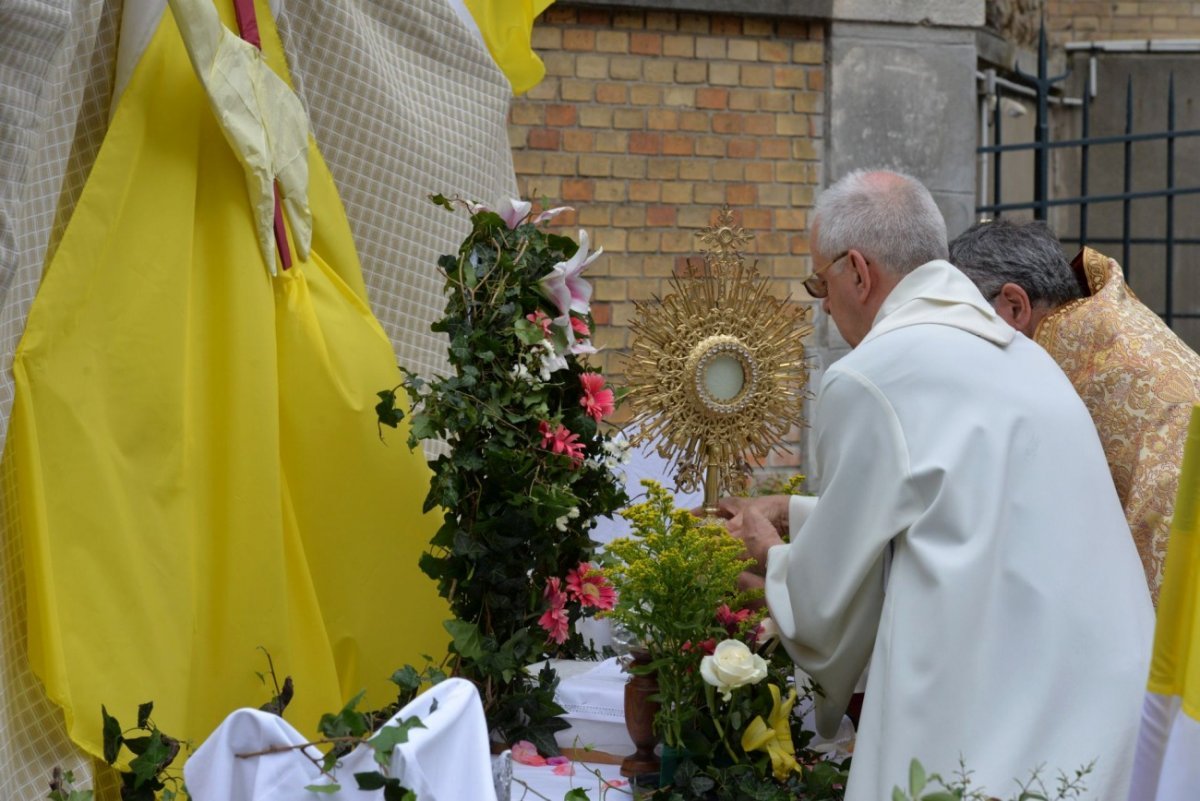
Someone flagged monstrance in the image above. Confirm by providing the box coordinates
[624,207,813,513]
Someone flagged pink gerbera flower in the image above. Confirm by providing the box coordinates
[538,420,586,464]
[526,309,554,337]
[565,563,617,610]
[538,577,570,644]
[578,373,615,422]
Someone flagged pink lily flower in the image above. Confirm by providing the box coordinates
[467,198,532,230]
[538,229,602,317]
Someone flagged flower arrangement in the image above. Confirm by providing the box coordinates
[601,481,850,801]
[376,196,629,754]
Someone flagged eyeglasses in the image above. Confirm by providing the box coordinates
[803,250,849,299]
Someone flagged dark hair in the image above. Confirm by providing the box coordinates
[949,219,1084,307]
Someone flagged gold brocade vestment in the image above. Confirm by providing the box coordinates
[1035,247,1200,602]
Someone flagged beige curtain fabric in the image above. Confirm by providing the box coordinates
[0,0,516,796]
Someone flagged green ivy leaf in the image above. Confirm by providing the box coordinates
[383,785,416,801]
[514,317,547,345]
[428,193,455,211]
[390,666,422,693]
[304,784,341,794]
[354,772,388,791]
[564,790,589,801]
[444,619,485,661]
[375,390,404,430]
[409,413,436,441]
[128,730,169,789]
[100,706,123,765]
[909,758,927,797]
[317,689,370,739]
[122,736,152,756]
[136,701,154,729]
[369,717,426,767]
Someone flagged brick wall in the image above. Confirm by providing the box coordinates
[507,6,824,472]
[1047,1,1200,41]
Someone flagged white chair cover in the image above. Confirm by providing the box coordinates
[185,677,498,801]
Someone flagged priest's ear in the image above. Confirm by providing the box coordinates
[847,250,873,300]
[992,282,1037,337]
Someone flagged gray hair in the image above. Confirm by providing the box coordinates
[948,219,1083,307]
[813,169,949,275]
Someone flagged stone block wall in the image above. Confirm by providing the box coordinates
[507,6,826,472]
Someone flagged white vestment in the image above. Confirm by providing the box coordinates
[765,260,1154,801]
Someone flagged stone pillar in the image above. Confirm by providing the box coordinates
[806,2,984,485]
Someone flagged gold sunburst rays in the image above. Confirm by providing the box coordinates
[625,207,813,508]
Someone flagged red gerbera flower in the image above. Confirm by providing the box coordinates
[578,372,615,422]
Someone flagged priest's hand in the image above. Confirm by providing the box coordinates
[699,494,791,537]
[737,571,767,608]
[726,507,785,577]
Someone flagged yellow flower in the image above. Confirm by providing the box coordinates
[740,684,801,781]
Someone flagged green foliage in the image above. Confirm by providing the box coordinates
[601,480,853,800]
[604,480,753,748]
[378,195,629,748]
[48,769,94,801]
[95,703,188,801]
[890,758,1095,801]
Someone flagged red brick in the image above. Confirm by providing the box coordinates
[545,105,577,126]
[647,206,677,226]
[648,109,679,130]
[563,29,596,50]
[562,179,594,201]
[727,138,756,158]
[591,303,612,326]
[563,130,595,152]
[726,184,757,205]
[662,134,694,155]
[596,83,629,104]
[744,115,775,135]
[759,138,790,159]
[630,32,662,55]
[544,7,577,23]
[577,8,609,24]
[629,131,662,154]
[745,162,773,182]
[711,16,741,35]
[695,88,729,109]
[629,181,661,202]
[527,128,561,150]
[712,113,743,134]
[741,208,772,229]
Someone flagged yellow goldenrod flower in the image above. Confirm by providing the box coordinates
[740,684,801,781]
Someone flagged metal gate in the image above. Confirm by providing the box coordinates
[975,25,1200,327]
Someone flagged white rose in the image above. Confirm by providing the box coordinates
[699,639,768,701]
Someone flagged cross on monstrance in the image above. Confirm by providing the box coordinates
[624,206,813,513]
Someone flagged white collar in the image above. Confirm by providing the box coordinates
[860,260,1015,348]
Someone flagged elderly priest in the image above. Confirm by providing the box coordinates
[721,170,1153,801]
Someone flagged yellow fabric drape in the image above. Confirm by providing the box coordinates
[464,0,555,95]
[1147,405,1200,714]
[8,0,447,763]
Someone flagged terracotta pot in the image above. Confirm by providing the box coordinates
[620,650,660,778]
